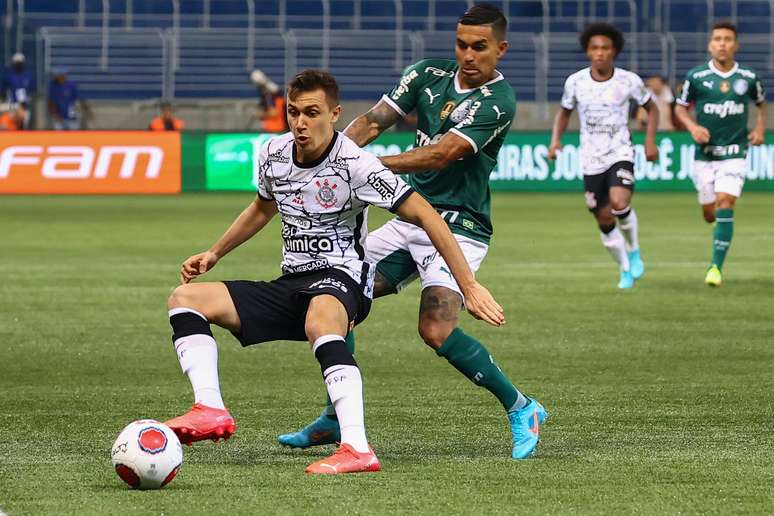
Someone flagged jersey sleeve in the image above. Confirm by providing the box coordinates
[629,73,652,106]
[676,74,696,107]
[449,96,515,154]
[254,140,274,201]
[560,74,577,110]
[382,60,428,118]
[751,74,766,104]
[350,152,413,213]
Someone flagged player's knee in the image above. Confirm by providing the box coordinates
[167,284,195,310]
[418,320,455,349]
[609,199,629,213]
[716,198,735,210]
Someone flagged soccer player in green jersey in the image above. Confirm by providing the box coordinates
[674,21,767,287]
[278,3,547,460]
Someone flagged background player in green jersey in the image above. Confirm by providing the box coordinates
[278,3,547,460]
[674,21,767,287]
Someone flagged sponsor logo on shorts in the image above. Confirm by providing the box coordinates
[584,191,597,209]
[284,235,334,253]
[703,144,742,157]
[616,168,635,185]
[309,277,349,293]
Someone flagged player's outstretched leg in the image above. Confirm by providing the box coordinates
[600,222,633,289]
[420,287,547,460]
[613,206,644,280]
[706,204,734,287]
[277,332,355,448]
[164,285,237,445]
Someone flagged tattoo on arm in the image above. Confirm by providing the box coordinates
[344,100,403,147]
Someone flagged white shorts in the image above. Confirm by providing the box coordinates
[692,159,746,205]
[365,218,489,296]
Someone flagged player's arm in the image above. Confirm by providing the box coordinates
[180,195,278,284]
[748,77,767,146]
[674,103,710,144]
[344,99,403,147]
[641,99,660,161]
[379,131,472,173]
[547,107,572,160]
[394,192,505,327]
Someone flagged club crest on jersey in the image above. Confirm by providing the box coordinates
[315,179,338,208]
[138,427,167,455]
[720,81,730,93]
[440,101,456,120]
[450,100,472,123]
[733,79,748,95]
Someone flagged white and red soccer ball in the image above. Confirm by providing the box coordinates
[111,420,183,489]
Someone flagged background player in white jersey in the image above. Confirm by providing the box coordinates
[548,23,659,289]
[674,22,767,287]
[162,70,504,474]
[279,4,547,461]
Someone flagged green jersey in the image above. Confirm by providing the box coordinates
[383,58,516,243]
[677,61,766,161]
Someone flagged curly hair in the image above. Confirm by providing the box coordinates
[579,23,624,55]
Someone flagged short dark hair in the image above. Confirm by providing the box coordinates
[580,22,624,55]
[287,69,340,107]
[458,3,508,41]
[711,21,738,39]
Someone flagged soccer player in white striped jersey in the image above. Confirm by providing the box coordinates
[548,23,659,289]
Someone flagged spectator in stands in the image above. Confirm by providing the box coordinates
[637,75,675,131]
[149,101,185,131]
[2,53,35,128]
[0,104,26,130]
[48,68,88,130]
[249,69,288,133]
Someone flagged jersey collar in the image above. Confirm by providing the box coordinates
[454,69,504,94]
[709,60,739,78]
[293,131,339,169]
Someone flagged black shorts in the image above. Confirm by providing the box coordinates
[223,268,371,346]
[583,161,635,212]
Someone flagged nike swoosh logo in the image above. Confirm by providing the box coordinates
[319,463,337,473]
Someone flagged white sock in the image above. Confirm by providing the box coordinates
[314,336,369,453]
[600,227,630,272]
[614,207,640,252]
[169,308,225,410]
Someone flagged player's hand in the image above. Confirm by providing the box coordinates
[547,141,563,161]
[645,140,659,162]
[689,125,711,144]
[180,251,219,284]
[748,128,765,146]
[462,281,505,327]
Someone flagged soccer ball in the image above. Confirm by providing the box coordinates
[111,420,183,490]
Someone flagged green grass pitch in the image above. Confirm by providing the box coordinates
[1,192,773,514]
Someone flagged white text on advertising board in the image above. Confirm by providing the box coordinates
[0,146,164,179]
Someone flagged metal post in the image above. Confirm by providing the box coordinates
[203,0,209,29]
[608,0,614,22]
[427,0,435,31]
[626,0,636,34]
[4,0,13,64]
[534,33,549,120]
[282,30,297,85]
[768,0,774,68]
[100,0,109,70]
[394,0,403,72]
[16,0,25,52]
[409,31,424,64]
[321,0,330,69]
[78,0,85,28]
[666,32,676,88]
[171,0,180,71]
[577,0,584,30]
[654,0,661,32]
[658,33,668,78]
[246,0,255,71]
[126,0,133,29]
[707,0,714,32]
[730,0,737,25]
[279,0,286,31]
[161,30,170,99]
[541,0,549,34]
[353,0,360,30]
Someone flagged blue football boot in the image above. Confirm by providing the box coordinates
[508,398,548,459]
[617,269,634,289]
[277,414,340,449]
[628,249,645,280]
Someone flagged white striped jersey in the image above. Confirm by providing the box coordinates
[561,67,651,175]
[255,131,413,296]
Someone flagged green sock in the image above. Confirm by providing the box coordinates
[712,208,734,270]
[322,332,356,418]
[436,328,527,412]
